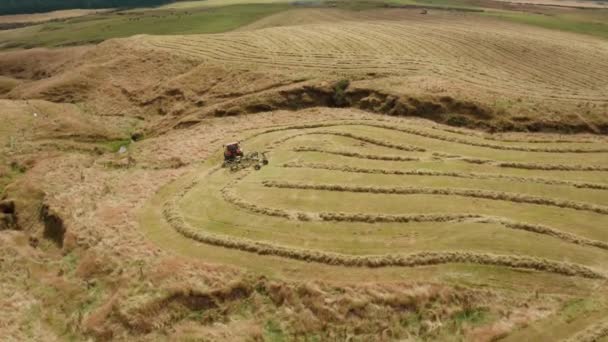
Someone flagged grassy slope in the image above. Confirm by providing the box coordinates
[387,0,608,39]
[484,9,608,40]
[0,0,607,50]
[0,3,290,48]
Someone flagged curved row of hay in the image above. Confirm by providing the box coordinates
[282,161,608,190]
[163,187,605,278]
[292,145,608,171]
[562,320,608,342]
[141,15,608,102]
[275,121,608,153]
[220,180,608,252]
[262,181,608,215]
[294,143,608,171]
[293,146,421,161]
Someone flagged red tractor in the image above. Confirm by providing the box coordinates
[224,142,244,161]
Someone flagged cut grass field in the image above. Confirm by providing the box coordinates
[141,115,608,286]
[0,0,607,50]
[136,113,608,339]
[140,13,608,106]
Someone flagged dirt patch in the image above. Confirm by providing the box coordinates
[0,200,16,230]
[40,203,65,247]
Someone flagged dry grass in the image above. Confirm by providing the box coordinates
[563,319,608,342]
[140,12,608,106]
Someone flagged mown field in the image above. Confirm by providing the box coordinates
[1,0,608,340]
[140,113,608,339]
[143,115,608,278]
[0,0,607,49]
[141,12,608,106]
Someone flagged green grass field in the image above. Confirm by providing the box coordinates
[140,117,608,295]
[0,3,290,49]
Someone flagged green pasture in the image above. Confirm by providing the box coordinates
[0,3,290,49]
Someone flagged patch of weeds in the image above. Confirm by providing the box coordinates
[79,282,105,314]
[264,319,285,342]
[446,115,471,127]
[62,252,80,275]
[561,298,600,323]
[453,307,490,327]
[332,79,350,107]
[401,312,422,331]
[104,138,131,153]
[22,303,43,339]
[186,309,206,322]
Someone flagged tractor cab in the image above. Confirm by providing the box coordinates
[224,142,243,161]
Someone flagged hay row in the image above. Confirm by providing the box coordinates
[460,158,608,171]
[362,122,608,153]
[292,147,421,162]
[291,144,607,172]
[492,161,608,172]
[162,198,605,278]
[220,184,608,251]
[254,121,608,153]
[282,162,608,190]
[144,19,608,102]
[433,125,604,144]
[222,186,477,223]
[306,131,426,152]
[263,181,608,215]
[562,320,608,342]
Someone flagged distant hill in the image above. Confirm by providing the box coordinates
[0,0,174,15]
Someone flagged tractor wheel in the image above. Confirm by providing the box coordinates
[254,164,261,170]
[262,159,269,165]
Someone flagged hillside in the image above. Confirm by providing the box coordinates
[0,3,607,342]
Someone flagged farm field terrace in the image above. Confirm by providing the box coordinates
[141,114,608,289]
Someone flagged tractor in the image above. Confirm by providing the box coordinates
[222,142,268,171]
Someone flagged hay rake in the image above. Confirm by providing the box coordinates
[223,151,269,172]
